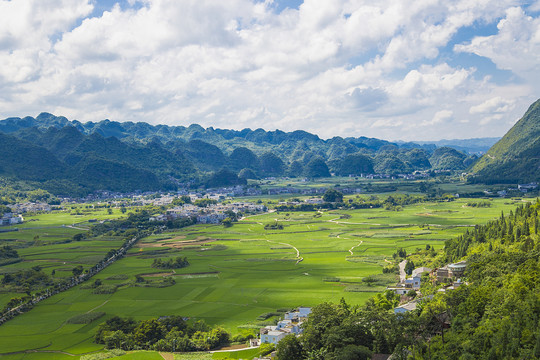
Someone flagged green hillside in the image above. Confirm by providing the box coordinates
[471,98,540,183]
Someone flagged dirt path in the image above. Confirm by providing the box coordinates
[266,240,303,264]
[210,345,257,353]
[159,352,174,360]
[348,241,363,255]
[328,217,383,226]
[85,300,109,314]
[399,259,407,283]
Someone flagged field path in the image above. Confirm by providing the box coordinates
[266,240,303,264]
[159,352,174,360]
[86,300,109,314]
[348,241,363,255]
[328,217,383,226]
[399,259,407,283]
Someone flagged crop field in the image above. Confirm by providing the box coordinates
[0,198,525,359]
[0,207,126,309]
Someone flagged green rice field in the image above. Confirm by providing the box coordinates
[0,197,526,359]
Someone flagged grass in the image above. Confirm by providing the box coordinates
[0,197,524,359]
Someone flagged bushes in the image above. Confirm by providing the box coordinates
[264,221,283,230]
[151,256,189,269]
[95,316,231,352]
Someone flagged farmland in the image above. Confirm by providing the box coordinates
[0,197,524,359]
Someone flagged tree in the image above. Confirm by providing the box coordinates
[222,218,233,227]
[133,319,165,346]
[331,344,372,360]
[107,208,113,215]
[404,260,415,275]
[276,335,304,360]
[72,265,83,277]
[323,189,343,203]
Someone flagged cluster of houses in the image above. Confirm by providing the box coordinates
[0,213,23,226]
[484,182,539,197]
[258,307,312,345]
[390,261,467,314]
[8,202,51,213]
[149,201,266,224]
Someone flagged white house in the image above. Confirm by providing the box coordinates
[260,307,311,345]
[394,300,418,314]
[260,327,288,345]
[405,275,421,290]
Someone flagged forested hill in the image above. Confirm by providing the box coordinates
[0,113,482,195]
[471,98,540,183]
[1,113,484,162]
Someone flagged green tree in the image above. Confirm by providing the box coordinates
[323,189,343,203]
[72,265,83,276]
[404,260,415,275]
[276,334,304,360]
[133,319,165,346]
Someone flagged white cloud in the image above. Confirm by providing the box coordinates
[422,109,453,126]
[469,96,515,114]
[455,7,540,79]
[0,0,538,141]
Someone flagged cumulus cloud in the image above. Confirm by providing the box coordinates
[0,0,538,141]
[455,7,540,79]
[421,110,454,126]
[469,96,515,114]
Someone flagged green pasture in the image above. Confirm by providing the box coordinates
[0,198,524,359]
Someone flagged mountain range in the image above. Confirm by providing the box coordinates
[1,103,536,195]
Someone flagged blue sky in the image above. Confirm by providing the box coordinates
[0,0,539,141]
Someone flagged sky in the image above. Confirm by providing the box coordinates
[0,0,539,141]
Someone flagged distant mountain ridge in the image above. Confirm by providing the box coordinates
[0,113,483,195]
[0,112,494,154]
[471,98,540,183]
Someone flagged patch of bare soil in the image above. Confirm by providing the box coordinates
[216,344,249,351]
[159,352,174,360]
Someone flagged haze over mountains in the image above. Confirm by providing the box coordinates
[0,97,538,195]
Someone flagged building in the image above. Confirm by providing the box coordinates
[387,286,409,295]
[436,261,467,282]
[0,213,23,226]
[404,275,421,290]
[448,261,467,277]
[394,300,419,314]
[412,267,431,278]
[260,307,311,345]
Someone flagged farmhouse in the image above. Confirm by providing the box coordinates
[404,275,421,290]
[437,261,467,282]
[0,213,23,226]
[394,300,419,314]
[260,307,311,345]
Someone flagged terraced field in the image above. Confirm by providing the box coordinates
[0,198,524,359]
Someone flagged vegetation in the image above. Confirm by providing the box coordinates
[0,112,485,195]
[472,98,540,183]
[95,316,230,352]
[0,197,523,358]
[151,257,189,269]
